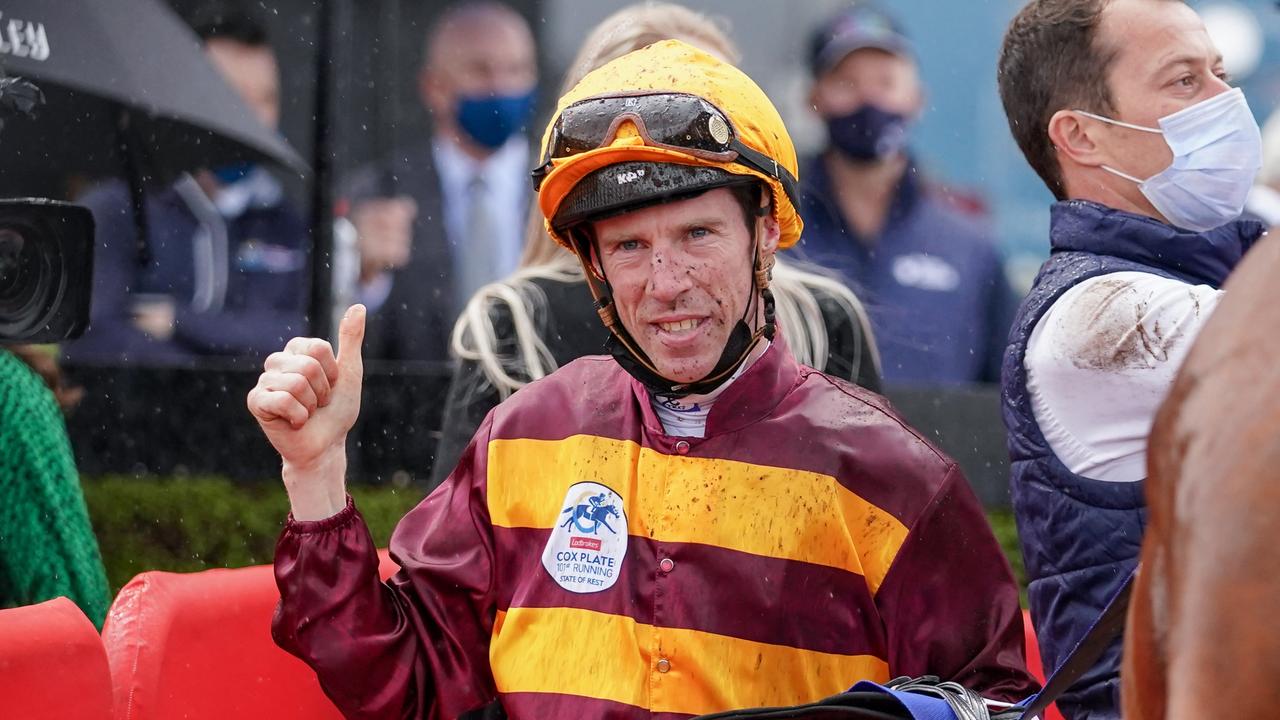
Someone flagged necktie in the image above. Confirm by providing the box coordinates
[459,173,498,314]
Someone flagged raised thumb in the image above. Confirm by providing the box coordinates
[337,304,366,383]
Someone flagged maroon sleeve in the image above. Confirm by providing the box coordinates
[874,464,1040,703]
[272,417,499,720]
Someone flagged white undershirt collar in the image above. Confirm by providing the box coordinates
[649,341,771,438]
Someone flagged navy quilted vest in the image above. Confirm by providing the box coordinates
[1001,200,1263,720]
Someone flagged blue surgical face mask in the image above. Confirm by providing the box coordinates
[1076,87,1262,232]
[456,89,537,150]
[825,103,911,161]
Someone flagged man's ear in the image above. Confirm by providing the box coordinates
[1048,109,1110,169]
[757,198,781,256]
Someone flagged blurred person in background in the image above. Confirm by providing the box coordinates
[62,3,307,365]
[428,1,883,487]
[796,3,1016,385]
[340,0,538,363]
[0,346,109,628]
[998,0,1265,717]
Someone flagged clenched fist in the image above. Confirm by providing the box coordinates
[247,304,366,520]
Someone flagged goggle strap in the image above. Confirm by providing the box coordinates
[732,139,800,210]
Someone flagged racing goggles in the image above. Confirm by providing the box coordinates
[532,91,799,208]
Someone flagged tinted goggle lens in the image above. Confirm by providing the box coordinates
[548,93,734,159]
[533,92,799,211]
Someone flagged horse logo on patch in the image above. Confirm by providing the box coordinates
[561,492,621,535]
[542,482,628,594]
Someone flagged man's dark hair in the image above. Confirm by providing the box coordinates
[186,2,270,47]
[998,0,1118,200]
[998,0,1183,200]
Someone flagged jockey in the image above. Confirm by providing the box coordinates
[252,39,1038,718]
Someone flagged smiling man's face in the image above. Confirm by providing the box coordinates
[590,186,778,384]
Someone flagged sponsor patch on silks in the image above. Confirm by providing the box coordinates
[541,482,628,594]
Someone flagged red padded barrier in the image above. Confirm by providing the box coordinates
[0,597,114,720]
[104,549,398,720]
[1023,609,1066,720]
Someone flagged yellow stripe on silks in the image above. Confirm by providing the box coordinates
[491,607,651,709]
[487,435,910,594]
[490,606,890,716]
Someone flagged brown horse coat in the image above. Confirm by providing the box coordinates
[1124,232,1280,719]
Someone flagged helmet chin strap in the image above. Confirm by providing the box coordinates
[571,207,776,397]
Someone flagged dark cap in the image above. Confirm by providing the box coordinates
[551,161,753,232]
[808,4,911,77]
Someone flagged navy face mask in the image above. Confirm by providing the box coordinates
[456,89,537,150]
[826,104,911,162]
[211,162,256,185]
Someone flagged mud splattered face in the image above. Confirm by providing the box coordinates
[590,188,778,383]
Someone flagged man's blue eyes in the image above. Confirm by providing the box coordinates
[615,230,711,251]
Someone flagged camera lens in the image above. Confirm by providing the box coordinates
[0,200,93,344]
[0,219,62,339]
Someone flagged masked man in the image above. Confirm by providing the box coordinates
[340,0,538,362]
[249,40,1037,719]
[997,1,1266,717]
[797,4,1016,385]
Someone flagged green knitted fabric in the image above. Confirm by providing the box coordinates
[0,351,110,628]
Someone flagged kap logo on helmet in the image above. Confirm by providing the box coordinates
[615,167,646,185]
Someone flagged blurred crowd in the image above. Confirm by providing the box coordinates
[54,0,1018,388]
[6,0,1026,632]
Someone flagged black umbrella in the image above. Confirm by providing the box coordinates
[0,0,307,199]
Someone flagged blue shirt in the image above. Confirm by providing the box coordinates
[796,155,1015,385]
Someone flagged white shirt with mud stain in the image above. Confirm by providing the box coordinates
[1025,271,1222,482]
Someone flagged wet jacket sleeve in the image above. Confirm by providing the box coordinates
[272,417,500,720]
[874,464,1039,703]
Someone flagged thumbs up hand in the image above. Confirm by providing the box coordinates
[247,305,366,520]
